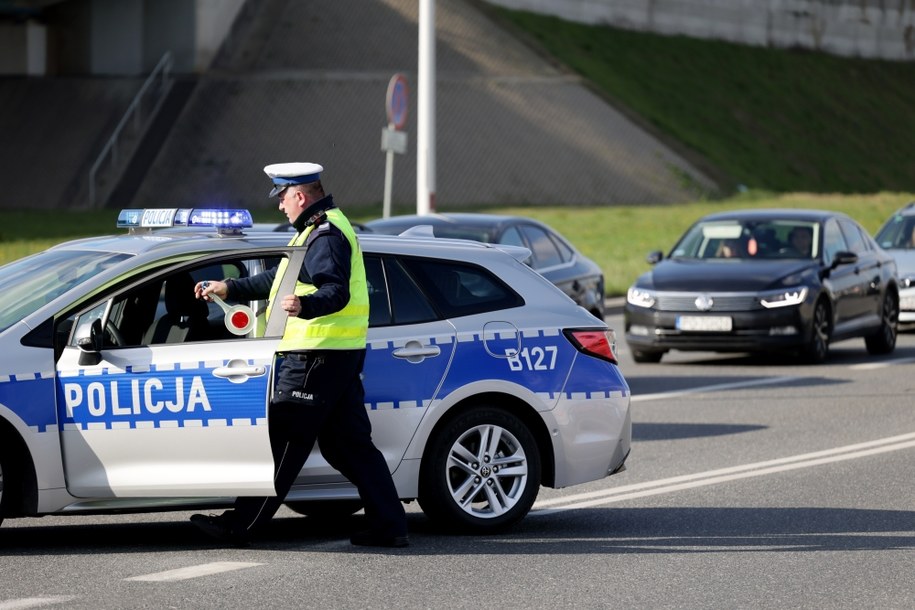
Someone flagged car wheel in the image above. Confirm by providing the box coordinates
[0,440,9,528]
[802,299,831,363]
[285,500,364,521]
[632,349,664,363]
[865,291,898,355]
[419,406,541,534]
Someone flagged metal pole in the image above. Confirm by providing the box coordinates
[383,125,395,218]
[417,0,436,215]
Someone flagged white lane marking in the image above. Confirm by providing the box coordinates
[533,431,915,513]
[631,376,797,402]
[0,598,77,609]
[125,561,263,582]
[849,356,915,371]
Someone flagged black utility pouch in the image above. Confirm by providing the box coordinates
[272,352,326,406]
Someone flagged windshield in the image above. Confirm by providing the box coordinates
[875,213,915,250]
[671,219,819,261]
[0,249,132,333]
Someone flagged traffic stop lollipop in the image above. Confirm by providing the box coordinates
[207,292,256,336]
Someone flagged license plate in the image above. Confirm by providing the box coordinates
[676,315,732,332]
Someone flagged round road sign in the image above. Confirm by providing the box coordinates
[386,73,409,130]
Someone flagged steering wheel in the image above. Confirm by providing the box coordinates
[105,320,126,347]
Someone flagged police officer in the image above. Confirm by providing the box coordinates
[190,162,408,548]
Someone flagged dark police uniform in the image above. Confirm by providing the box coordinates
[192,193,407,547]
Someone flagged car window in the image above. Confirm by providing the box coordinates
[823,219,849,263]
[875,214,915,250]
[551,234,575,262]
[519,225,563,269]
[838,218,867,254]
[383,257,438,326]
[499,226,525,248]
[66,255,268,349]
[365,256,393,327]
[399,256,524,319]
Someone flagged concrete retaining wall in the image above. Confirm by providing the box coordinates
[485,0,915,61]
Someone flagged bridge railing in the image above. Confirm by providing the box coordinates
[88,52,173,208]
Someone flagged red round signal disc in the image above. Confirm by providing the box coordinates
[224,304,255,335]
[231,310,249,329]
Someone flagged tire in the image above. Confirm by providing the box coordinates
[285,499,364,521]
[865,292,898,355]
[0,441,9,528]
[801,299,830,364]
[632,349,664,363]
[418,406,541,534]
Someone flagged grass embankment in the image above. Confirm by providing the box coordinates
[3,192,912,296]
[491,8,915,194]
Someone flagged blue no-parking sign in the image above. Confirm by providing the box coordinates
[386,73,409,130]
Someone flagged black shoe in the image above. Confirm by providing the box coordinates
[350,530,410,548]
[190,513,249,547]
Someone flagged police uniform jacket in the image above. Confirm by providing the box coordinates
[225,195,354,326]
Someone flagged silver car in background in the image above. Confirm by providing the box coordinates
[875,202,915,325]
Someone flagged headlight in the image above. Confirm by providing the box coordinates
[627,286,656,308]
[900,275,915,289]
[760,287,808,309]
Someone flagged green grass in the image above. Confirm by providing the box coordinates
[491,8,915,193]
[3,191,912,296]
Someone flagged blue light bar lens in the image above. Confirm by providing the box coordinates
[183,209,253,228]
[116,209,143,228]
[117,208,253,229]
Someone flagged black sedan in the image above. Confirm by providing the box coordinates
[365,213,606,319]
[623,209,899,363]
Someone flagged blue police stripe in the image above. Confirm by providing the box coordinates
[55,360,270,431]
[0,371,57,433]
[362,328,628,412]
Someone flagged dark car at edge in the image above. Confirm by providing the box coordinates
[364,213,606,319]
[623,209,899,363]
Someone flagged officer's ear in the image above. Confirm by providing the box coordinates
[293,188,310,207]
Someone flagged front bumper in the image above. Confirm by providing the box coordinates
[899,286,915,323]
[624,303,811,353]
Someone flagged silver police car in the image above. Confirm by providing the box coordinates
[0,208,631,534]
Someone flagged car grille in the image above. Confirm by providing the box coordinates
[655,293,763,312]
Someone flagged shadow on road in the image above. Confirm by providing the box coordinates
[2,504,913,555]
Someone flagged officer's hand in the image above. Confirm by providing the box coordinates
[280,294,301,317]
[195,280,227,301]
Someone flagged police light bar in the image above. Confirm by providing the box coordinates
[117,208,254,232]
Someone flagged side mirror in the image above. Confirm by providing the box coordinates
[646,250,664,265]
[77,318,103,366]
[831,251,858,269]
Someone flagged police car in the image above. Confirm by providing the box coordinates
[0,208,631,534]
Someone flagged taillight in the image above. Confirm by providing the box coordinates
[563,328,618,364]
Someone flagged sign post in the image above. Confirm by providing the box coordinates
[382,73,409,218]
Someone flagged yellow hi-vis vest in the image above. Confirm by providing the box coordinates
[267,209,369,350]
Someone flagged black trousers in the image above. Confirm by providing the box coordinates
[228,349,407,538]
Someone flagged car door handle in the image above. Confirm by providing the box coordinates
[213,363,267,382]
[393,343,441,362]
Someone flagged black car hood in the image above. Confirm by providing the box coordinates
[643,258,817,291]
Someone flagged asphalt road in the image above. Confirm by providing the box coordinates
[1,314,914,609]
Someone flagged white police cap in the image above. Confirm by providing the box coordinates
[264,162,323,197]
